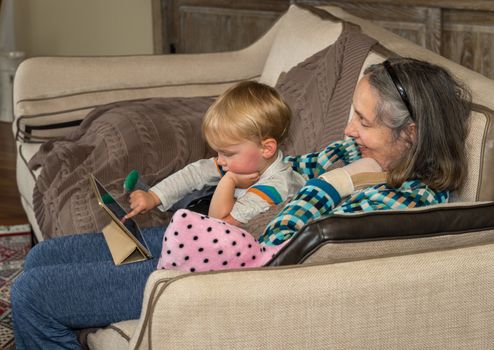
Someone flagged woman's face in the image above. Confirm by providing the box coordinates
[344,75,409,171]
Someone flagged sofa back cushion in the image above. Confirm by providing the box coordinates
[454,105,494,202]
[275,25,377,156]
[259,5,343,86]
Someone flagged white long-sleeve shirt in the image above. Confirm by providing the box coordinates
[150,151,305,223]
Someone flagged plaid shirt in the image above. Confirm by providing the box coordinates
[259,138,448,246]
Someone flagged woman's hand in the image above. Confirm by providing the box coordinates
[343,158,386,190]
[342,157,382,176]
[318,158,385,198]
[123,190,161,220]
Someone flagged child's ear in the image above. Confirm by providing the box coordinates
[261,138,277,158]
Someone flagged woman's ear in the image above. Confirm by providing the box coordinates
[402,122,417,144]
[261,138,278,159]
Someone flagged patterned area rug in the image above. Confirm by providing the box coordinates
[0,224,32,350]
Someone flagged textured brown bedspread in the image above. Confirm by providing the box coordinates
[29,97,215,239]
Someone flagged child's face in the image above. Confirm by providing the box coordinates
[214,140,265,174]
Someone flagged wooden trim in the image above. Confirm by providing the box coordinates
[298,0,494,12]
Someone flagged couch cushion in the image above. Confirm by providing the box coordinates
[259,5,343,86]
[454,104,494,202]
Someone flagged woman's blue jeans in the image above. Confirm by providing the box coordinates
[11,227,165,350]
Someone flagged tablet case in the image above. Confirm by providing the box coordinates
[89,174,152,265]
[101,220,149,265]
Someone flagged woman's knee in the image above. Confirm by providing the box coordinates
[11,271,42,314]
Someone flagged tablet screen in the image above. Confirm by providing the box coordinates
[91,175,150,252]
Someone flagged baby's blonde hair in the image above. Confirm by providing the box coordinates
[202,81,291,149]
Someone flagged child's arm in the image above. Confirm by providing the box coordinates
[209,171,259,225]
[151,158,223,211]
[125,158,222,220]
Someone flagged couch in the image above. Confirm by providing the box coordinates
[13,4,494,349]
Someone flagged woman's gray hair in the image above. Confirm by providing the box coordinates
[364,57,472,191]
[363,63,413,140]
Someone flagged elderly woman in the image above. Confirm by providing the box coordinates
[258,57,470,246]
[11,57,471,349]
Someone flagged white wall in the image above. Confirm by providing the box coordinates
[13,0,154,57]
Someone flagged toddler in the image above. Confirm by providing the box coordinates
[125,81,306,272]
[125,81,304,226]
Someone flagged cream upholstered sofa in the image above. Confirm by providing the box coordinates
[13,4,494,349]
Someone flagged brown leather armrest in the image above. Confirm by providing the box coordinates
[268,201,494,266]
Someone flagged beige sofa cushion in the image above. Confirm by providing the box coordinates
[259,5,343,86]
[455,105,494,202]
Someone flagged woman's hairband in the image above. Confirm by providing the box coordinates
[382,60,415,121]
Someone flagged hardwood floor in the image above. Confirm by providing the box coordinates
[0,121,28,226]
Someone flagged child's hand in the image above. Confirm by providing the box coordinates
[224,171,260,189]
[123,190,161,220]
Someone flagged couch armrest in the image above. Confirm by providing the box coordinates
[128,242,494,349]
[269,201,494,266]
[13,19,280,142]
[126,269,188,350]
[86,269,187,350]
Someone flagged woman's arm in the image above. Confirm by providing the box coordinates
[259,177,342,245]
[337,180,449,213]
[259,158,383,246]
[284,138,360,180]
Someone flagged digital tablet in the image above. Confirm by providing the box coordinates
[89,173,152,259]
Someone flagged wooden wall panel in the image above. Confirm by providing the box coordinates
[318,2,441,52]
[442,10,494,79]
[178,6,281,53]
[155,0,494,79]
[161,0,289,53]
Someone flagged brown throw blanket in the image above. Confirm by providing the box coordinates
[30,22,377,239]
[29,97,215,239]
